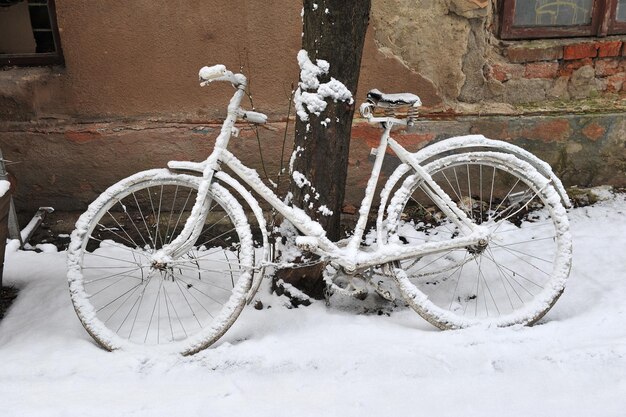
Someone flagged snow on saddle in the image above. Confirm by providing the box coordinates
[366,89,422,109]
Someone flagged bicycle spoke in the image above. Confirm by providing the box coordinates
[485,248,528,304]
[98,215,138,249]
[390,153,569,326]
[173,278,203,329]
[480,257,500,316]
[491,178,521,216]
[466,164,473,221]
[142,278,164,343]
[83,266,144,285]
[83,251,145,266]
[496,235,556,248]
[167,187,195,245]
[405,249,465,278]
[129,191,155,248]
[87,235,151,257]
[448,253,467,311]
[163,284,175,341]
[88,272,144,299]
[96,281,145,314]
[163,185,180,245]
[491,242,554,266]
[172,275,222,312]
[102,283,144,326]
[163,285,188,339]
[484,247,544,289]
[119,196,151,249]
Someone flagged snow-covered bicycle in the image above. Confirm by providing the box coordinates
[67,65,572,355]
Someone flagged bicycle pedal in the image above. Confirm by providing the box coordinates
[373,280,396,302]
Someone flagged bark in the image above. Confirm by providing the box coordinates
[277,0,371,299]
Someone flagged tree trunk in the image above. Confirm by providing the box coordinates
[277,0,371,299]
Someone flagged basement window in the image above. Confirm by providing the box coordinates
[500,0,626,39]
[0,0,63,66]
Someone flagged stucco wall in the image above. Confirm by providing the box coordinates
[0,0,440,121]
[4,0,624,120]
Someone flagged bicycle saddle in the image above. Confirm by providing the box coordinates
[366,89,422,108]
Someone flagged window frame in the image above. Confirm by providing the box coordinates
[0,0,64,66]
[499,0,626,40]
[608,0,626,33]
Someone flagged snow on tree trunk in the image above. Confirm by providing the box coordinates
[278,0,371,299]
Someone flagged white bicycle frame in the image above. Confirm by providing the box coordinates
[154,67,489,274]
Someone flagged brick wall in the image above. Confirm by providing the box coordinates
[489,40,626,99]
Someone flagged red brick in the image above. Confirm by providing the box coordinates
[563,43,598,60]
[524,62,559,79]
[622,43,626,56]
[595,59,621,77]
[524,119,572,143]
[559,58,593,76]
[64,131,101,143]
[506,45,563,63]
[598,41,623,58]
[491,66,507,82]
[582,123,606,141]
[606,73,626,92]
[490,62,524,81]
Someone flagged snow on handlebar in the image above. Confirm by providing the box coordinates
[242,110,268,125]
[198,65,228,82]
[198,65,247,87]
[198,65,266,124]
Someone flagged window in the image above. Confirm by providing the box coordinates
[500,0,626,39]
[0,0,63,66]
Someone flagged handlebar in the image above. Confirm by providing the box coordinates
[241,110,268,124]
[198,65,228,82]
[198,64,267,125]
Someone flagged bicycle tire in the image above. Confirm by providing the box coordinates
[385,152,572,328]
[67,169,253,355]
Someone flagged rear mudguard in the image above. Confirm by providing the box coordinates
[376,134,571,243]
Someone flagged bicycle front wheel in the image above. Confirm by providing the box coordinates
[67,169,253,355]
[386,152,572,328]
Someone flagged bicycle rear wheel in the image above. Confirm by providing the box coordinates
[386,152,572,328]
[67,169,253,355]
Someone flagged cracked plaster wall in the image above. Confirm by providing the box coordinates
[371,0,626,111]
[371,0,492,107]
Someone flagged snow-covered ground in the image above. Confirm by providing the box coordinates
[0,194,625,417]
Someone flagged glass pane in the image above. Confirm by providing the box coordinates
[513,0,593,27]
[0,2,36,54]
[617,0,626,22]
[29,4,52,29]
[33,30,54,53]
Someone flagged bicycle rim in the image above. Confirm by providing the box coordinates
[386,152,572,328]
[67,170,253,355]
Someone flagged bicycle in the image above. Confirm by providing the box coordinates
[67,64,573,355]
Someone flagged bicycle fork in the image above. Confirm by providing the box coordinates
[151,86,247,265]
